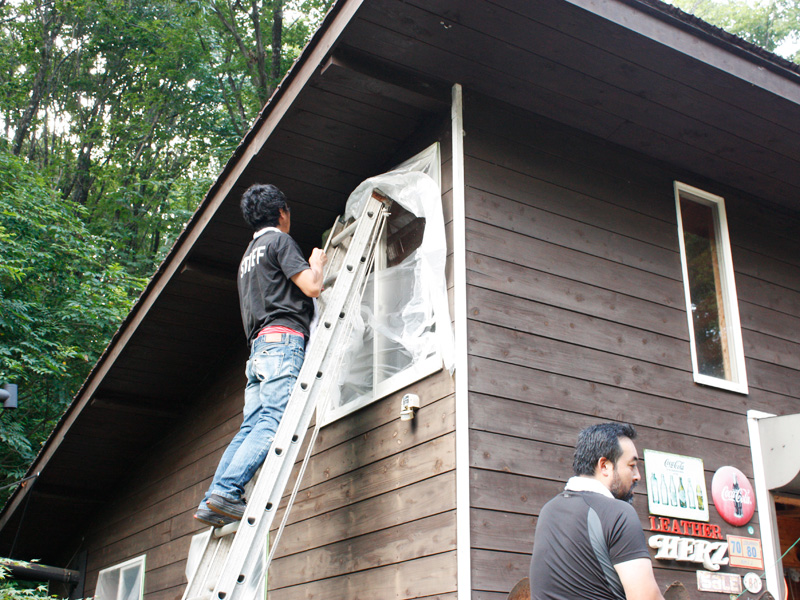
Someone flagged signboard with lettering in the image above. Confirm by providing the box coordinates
[644,449,709,521]
[696,570,742,594]
[712,466,755,526]
[727,535,764,569]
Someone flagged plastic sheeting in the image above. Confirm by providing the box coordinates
[320,143,454,424]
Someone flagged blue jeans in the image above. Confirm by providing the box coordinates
[200,334,305,506]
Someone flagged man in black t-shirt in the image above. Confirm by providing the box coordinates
[194,184,326,527]
[529,423,665,600]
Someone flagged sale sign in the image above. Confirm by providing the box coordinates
[711,466,755,526]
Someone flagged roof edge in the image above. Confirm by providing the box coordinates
[624,0,800,81]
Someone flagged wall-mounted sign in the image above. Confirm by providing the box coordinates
[727,535,764,569]
[696,570,742,594]
[742,572,763,594]
[648,534,729,571]
[649,517,723,539]
[711,466,755,526]
[644,449,709,521]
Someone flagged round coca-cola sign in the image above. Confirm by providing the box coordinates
[711,466,755,526]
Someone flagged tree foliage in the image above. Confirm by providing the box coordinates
[0,0,333,505]
[669,0,800,62]
[0,148,145,498]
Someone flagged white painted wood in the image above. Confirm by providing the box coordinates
[451,82,472,597]
[747,410,784,600]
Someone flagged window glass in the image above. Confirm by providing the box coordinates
[336,204,436,410]
[96,555,145,600]
[675,182,747,393]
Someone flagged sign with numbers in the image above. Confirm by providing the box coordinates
[727,535,764,569]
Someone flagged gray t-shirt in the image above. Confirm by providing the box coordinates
[238,230,313,344]
[529,490,650,600]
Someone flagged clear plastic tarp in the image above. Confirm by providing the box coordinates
[319,142,455,425]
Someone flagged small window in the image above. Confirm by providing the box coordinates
[674,182,747,393]
[95,555,145,600]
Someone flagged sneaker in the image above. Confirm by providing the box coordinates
[194,506,236,528]
[208,493,246,520]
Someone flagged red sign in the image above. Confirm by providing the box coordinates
[648,516,723,539]
[711,466,755,526]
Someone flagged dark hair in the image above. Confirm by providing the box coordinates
[572,422,637,476]
[240,184,288,230]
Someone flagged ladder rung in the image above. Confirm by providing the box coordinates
[329,220,357,248]
[212,521,240,538]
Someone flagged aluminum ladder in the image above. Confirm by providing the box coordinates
[183,192,389,600]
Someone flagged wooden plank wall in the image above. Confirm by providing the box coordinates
[77,347,252,600]
[75,125,458,600]
[462,93,800,599]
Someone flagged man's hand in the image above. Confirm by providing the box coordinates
[291,248,327,297]
[615,558,665,600]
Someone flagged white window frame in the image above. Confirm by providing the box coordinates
[674,181,748,394]
[95,554,146,600]
[320,216,443,426]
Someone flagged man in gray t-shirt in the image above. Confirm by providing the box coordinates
[529,423,665,600]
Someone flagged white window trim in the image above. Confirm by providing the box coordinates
[96,554,146,600]
[674,181,748,394]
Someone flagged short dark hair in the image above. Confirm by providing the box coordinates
[240,183,288,230]
[572,422,637,476]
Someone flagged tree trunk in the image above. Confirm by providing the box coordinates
[12,5,63,156]
[270,0,283,94]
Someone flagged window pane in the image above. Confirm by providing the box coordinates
[680,198,729,379]
[120,566,142,600]
[335,202,435,409]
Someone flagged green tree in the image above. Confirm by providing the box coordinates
[0,148,145,501]
[668,0,800,62]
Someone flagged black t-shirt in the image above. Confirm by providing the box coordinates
[238,230,314,344]
[529,490,650,600]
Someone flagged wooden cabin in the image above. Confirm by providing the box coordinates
[2,0,799,598]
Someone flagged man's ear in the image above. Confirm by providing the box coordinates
[596,456,614,478]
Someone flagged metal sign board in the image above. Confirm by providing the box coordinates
[644,449,709,521]
[727,535,764,570]
[696,570,742,594]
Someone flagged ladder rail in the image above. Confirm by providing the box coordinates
[184,194,387,600]
[264,226,382,570]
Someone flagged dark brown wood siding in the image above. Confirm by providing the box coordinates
[77,126,457,600]
[463,93,800,599]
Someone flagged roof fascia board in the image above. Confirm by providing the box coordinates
[0,0,365,533]
[562,0,800,104]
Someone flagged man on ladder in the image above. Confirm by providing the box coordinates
[194,183,327,528]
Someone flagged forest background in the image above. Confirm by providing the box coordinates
[0,0,799,510]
